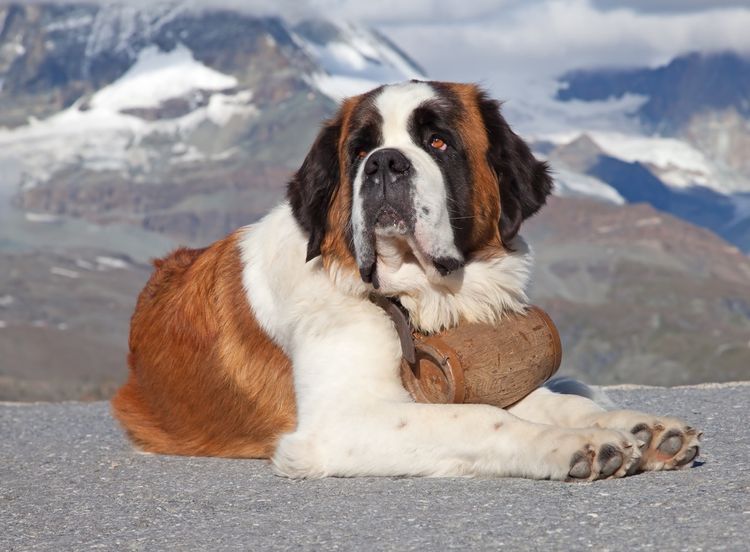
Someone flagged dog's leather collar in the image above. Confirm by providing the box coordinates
[369,293,416,364]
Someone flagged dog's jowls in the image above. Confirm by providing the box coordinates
[113,81,701,480]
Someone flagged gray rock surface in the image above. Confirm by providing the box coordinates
[2,384,749,551]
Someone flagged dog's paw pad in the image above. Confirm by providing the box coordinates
[598,443,624,478]
[631,423,652,449]
[675,445,699,467]
[657,431,683,457]
[568,448,594,480]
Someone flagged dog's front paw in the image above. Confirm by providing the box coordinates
[585,411,702,472]
[556,428,641,482]
[628,417,702,471]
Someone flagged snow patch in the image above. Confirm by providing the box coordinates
[544,130,717,191]
[96,256,129,270]
[589,132,713,189]
[50,267,80,279]
[44,14,94,33]
[327,41,370,71]
[294,21,425,102]
[205,91,257,127]
[75,259,96,270]
[0,44,258,183]
[90,45,237,111]
[634,217,662,227]
[552,167,625,205]
[25,212,61,223]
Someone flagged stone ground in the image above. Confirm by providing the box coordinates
[2,383,748,551]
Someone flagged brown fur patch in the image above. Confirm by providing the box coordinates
[446,83,503,252]
[112,231,296,458]
[321,96,361,274]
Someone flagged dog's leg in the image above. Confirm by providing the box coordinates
[508,387,702,471]
[273,401,643,480]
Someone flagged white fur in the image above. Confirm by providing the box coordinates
[239,203,643,479]
[351,82,461,269]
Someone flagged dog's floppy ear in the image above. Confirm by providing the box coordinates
[287,117,342,262]
[478,94,553,246]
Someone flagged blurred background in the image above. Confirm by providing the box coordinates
[1,0,749,401]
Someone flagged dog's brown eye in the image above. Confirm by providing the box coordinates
[430,137,447,151]
[357,150,368,160]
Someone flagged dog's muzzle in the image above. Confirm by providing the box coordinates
[356,147,465,286]
[361,148,414,234]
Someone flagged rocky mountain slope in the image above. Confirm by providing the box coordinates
[525,197,750,386]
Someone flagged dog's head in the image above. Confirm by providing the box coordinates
[287,81,552,288]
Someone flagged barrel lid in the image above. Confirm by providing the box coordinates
[401,336,465,404]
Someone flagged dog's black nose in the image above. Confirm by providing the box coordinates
[364,148,411,177]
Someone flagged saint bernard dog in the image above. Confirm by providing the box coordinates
[113,81,701,480]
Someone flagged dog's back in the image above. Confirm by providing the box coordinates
[112,232,296,458]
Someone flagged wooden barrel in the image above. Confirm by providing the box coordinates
[400,306,562,408]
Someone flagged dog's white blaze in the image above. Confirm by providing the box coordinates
[351,82,461,271]
[375,82,435,146]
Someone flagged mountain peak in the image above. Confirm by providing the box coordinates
[556,50,750,133]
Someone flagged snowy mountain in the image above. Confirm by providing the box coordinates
[539,52,750,252]
[558,52,750,134]
[0,2,424,244]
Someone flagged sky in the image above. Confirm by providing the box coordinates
[33,1,750,83]
[355,0,750,96]
[296,0,750,131]
[140,0,750,101]
[27,0,750,113]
